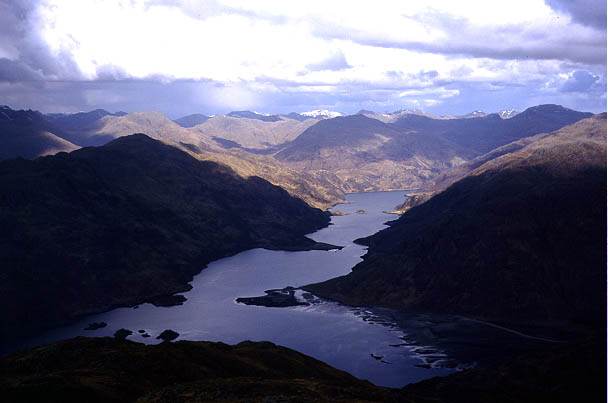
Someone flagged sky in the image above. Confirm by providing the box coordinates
[0,0,606,117]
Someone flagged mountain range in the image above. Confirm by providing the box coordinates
[0,106,79,159]
[275,104,590,191]
[0,101,604,402]
[0,134,334,337]
[306,114,606,324]
[0,104,589,197]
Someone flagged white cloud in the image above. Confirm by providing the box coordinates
[0,0,605,114]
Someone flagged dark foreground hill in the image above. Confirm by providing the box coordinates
[0,134,332,338]
[305,115,606,324]
[0,336,603,403]
[0,337,397,403]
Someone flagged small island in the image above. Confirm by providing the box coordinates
[236,287,309,308]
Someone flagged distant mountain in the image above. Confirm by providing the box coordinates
[282,112,311,122]
[427,115,605,194]
[300,109,343,119]
[0,106,79,160]
[498,109,519,119]
[356,109,433,123]
[45,109,127,146]
[392,104,592,155]
[173,113,210,128]
[306,114,606,324]
[458,110,487,119]
[193,114,315,149]
[89,111,215,149]
[227,110,282,122]
[89,112,342,209]
[275,105,591,192]
[0,134,333,337]
[275,114,467,191]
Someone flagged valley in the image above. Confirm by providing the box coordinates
[1,1,606,400]
[0,104,604,403]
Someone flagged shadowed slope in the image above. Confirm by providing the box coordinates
[0,107,79,159]
[0,337,396,403]
[0,134,332,338]
[306,115,606,324]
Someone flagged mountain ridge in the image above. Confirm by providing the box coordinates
[0,134,333,338]
[305,115,606,324]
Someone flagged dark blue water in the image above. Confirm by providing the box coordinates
[13,191,455,387]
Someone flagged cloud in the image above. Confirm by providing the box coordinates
[560,70,601,92]
[306,50,351,71]
[546,0,607,29]
[311,11,606,65]
[0,0,605,115]
[0,58,44,81]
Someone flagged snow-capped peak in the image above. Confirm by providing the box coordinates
[300,109,343,119]
[498,109,519,119]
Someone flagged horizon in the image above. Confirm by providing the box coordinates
[1,0,606,117]
[1,102,602,120]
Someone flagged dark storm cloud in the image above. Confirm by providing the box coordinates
[0,58,44,81]
[0,0,83,81]
[546,0,607,29]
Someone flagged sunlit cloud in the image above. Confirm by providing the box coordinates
[0,0,605,115]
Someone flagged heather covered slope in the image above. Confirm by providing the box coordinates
[306,115,606,324]
[0,134,333,337]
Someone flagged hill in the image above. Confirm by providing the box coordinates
[0,106,79,159]
[0,107,344,209]
[275,105,590,192]
[226,110,283,122]
[45,109,127,146]
[0,336,602,403]
[0,337,395,402]
[392,104,591,156]
[275,114,467,191]
[193,114,316,149]
[305,115,606,324]
[173,113,209,128]
[0,134,333,337]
